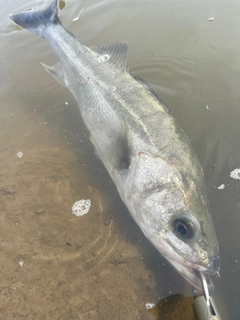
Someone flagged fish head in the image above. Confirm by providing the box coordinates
[156,199,220,293]
[128,151,219,292]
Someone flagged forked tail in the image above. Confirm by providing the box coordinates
[10,0,59,37]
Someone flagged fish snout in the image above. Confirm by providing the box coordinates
[206,254,220,276]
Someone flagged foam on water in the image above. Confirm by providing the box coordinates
[230,169,240,180]
[72,199,91,216]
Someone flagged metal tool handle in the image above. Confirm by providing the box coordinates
[193,295,223,320]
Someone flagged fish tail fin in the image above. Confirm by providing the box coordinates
[9,0,59,37]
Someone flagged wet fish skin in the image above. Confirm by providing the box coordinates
[10,0,219,290]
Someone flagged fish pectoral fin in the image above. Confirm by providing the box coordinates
[41,62,67,87]
[92,119,131,171]
[91,43,128,70]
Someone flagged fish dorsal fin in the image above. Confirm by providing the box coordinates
[41,62,67,87]
[92,42,128,70]
[135,76,171,114]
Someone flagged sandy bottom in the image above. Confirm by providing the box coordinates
[0,93,195,320]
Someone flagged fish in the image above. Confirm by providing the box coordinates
[10,0,220,292]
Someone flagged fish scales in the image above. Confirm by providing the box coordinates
[10,0,219,292]
[46,24,175,149]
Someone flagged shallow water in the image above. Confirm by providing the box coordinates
[1,0,240,319]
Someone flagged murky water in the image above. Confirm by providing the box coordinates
[1,0,240,319]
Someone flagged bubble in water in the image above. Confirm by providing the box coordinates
[98,54,110,62]
[145,303,155,310]
[19,261,24,267]
[72,199,91,217]
[230,168,240,180]
[72,16,79,22]
[17,152,23,158]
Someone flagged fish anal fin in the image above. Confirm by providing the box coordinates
[41,62,66,87]
[91,42,128,70]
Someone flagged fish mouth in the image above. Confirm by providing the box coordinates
[169,259,219,295]
[156,236,220,294]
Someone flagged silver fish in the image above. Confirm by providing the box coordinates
[10,0,219,291]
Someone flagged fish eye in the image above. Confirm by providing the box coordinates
[172,215,199,241]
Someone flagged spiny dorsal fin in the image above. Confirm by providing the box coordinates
[92,42,128,70]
